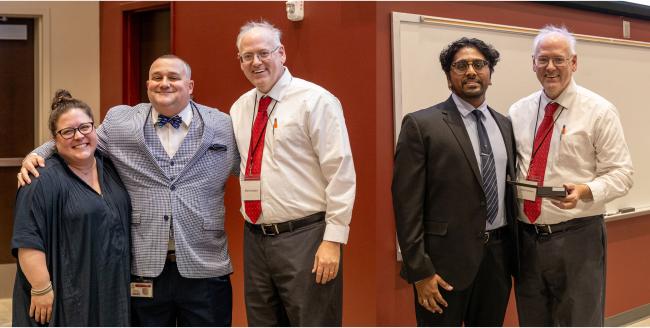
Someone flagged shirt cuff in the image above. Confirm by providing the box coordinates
[323,223,350,244]
[585,180,606,204]
[11,242,45,258]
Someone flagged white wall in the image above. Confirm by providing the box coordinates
[392,12,650,216]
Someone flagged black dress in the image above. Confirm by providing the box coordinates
[11,151,131,326]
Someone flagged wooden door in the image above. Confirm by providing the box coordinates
[0,17,36,264]
[124,6,171,105]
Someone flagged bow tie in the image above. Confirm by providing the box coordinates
[157,114,183,129]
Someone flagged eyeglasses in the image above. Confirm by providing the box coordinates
[451,60,489,73]
[56,122,94,139]
[534,56,572,67]
[239,46,280,64]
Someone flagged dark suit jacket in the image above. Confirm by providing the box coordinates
[392,96,518,290]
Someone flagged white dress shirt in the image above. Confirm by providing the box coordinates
[151,103,193,158]
[230,68,356,244]
[509,80,634,224]
[451,93,508,230]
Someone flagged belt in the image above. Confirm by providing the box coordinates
[246,212,325,236]
[483,226,507,244]
[521,214,603,237]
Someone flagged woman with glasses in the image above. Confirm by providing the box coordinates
[11,90,131,326]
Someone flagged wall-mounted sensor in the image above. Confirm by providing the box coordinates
[286,1,304,22]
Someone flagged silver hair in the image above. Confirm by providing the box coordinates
[532,25,576,56]
[236,20,282,51]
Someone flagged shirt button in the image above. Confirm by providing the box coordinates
[170,161,174,166]
[170,185,176,191]
[164,215,169,221]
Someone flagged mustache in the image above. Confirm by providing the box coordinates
[462,78,482,85]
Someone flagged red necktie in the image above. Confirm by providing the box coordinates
[244,96,272,223]
[524,102,559,223]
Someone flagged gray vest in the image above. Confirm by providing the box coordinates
[143,106,204,243]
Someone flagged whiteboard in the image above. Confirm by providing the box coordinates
[392,12,650,217]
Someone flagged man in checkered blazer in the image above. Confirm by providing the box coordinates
[20,55,239,326]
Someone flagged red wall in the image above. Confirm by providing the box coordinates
[100,1,650,326]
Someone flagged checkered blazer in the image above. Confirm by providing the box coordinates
[36,101,239,278]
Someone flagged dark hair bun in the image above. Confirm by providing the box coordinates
[47,89,94,137]
[51,89,73,111]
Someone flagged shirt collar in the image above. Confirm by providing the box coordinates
[542,78,577,111]
[451,92,489,119]
[151,102,193,127]
[255,67,292,102]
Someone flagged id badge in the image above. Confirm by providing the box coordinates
[516,179,539,201]
[242,175,261,201]
[130,280,153,298]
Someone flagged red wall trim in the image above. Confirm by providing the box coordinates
[119,1,169,13]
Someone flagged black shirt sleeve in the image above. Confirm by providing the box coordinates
[12,175,51,257]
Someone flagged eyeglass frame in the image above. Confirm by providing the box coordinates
[238,46,281,64]
[533,55,574,68]
[56,122,95,139]
[450,59,490,73]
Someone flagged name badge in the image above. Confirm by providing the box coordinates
[130,280,153,298]
[242,176,261,201]
[516,179,538,201]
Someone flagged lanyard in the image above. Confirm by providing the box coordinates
[248,94,278,175]
[530,94,565,163]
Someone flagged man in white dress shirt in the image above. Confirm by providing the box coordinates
[509,25,633,326]
[229,20,356,326]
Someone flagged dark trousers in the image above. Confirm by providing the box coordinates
[414,229,512,326]
[130,261,232,327]
[244,219,342,326]
[515,216,606,326]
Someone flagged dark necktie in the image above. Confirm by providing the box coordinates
[244,96,272,223]
[472,110,498,224]
[524,102,560,223]
[157,114,183,129]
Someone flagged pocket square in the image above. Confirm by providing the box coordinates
[209,143,227,151]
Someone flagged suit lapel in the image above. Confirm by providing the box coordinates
[488,107,518,227]
[441,96,483,187]
[178,102,215,178]
[134,105,150,151]
[194,103,216,158]
[136,105,167,177]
